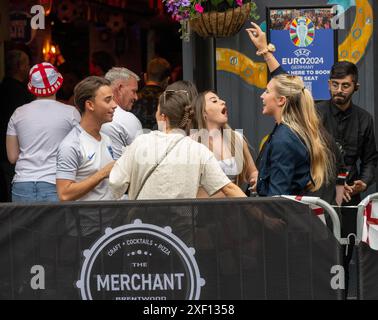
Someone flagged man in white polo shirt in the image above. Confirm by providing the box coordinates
[100,67,142,159]
[6,62,81,202]
[56,76,117,201]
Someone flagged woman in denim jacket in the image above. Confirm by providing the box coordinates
[246,23,333,196]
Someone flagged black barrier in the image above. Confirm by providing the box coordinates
[357,242,378,299]
[0,198,343,300]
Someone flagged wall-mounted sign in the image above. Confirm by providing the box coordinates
[267,6,338,101]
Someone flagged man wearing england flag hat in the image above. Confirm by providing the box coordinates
[6,62,81,202]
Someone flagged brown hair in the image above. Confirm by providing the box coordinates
[147,57,171,83]
[158,89,194,135]
[74,76,111,113]
[166,81,198,103]
[192,91,253,185]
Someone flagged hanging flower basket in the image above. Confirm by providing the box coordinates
[189,3,251,38]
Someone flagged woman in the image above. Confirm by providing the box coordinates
[192,91,258,197]
[255,74,333,196]
[109,89,246,200]
[245,23,333,195]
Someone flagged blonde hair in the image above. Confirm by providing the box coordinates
[192,91,253,185]
[272,74,333,191]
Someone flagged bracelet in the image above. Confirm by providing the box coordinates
[256,43,276,56]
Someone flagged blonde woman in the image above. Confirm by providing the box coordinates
[192,91,258,197]
[254,73,333,196]
[246,21,332,196]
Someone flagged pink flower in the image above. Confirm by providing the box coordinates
[236,0,243,6]
[194,3,204,13]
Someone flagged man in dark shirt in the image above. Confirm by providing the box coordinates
[317,61,378,205]
[132,57,171,130]
[318,62,378,298]
[0,50,34,202]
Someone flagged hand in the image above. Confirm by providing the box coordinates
[351,180,367,195]
[343,183,354,203]
[101,161,116,179]
[246,22,268,51]
[249,171,258,192]
[342,180,367,203]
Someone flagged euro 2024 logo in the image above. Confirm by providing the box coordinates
[290,17,315,47]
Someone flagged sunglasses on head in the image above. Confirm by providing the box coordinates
[162,89,189,104]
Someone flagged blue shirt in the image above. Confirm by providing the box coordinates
[257,123,311,196]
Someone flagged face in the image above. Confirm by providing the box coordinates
[329,75,356,107]
[90,85,117,124]
[115,77,139,111]
[203,92,228,127]
[260,80,283,116]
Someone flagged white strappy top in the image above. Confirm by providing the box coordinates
[218,157,239,182]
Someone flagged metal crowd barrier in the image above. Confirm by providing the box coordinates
[354,193,378,299]
[281,195,346,244]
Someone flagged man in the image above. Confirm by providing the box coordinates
[317,61,378,205]
[132,57,171,130]
[100,67,142,159]
[318,61,378,298]
[6,62,81,202]
[56,76,116,201]
[0,50,34,201]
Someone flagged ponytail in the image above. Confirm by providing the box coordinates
[273,74,334,191]
[179,105,195,134]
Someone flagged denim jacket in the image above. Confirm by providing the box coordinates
[257,123,311,196]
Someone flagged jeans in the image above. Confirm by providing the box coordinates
[12,182,58,203]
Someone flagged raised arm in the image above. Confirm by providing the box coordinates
[246,22,281,73]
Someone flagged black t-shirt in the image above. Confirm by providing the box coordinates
[131,85,164,130]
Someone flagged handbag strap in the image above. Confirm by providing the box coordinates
[135,136,185,199]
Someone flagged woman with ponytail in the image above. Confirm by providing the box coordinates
[109,87,246,200]
[256,74,333,195]
[246,22,338,199]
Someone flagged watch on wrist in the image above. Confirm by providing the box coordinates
[256,43,276,56]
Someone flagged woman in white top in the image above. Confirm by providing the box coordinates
[109,90,246,200]
[192,91,258,198]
